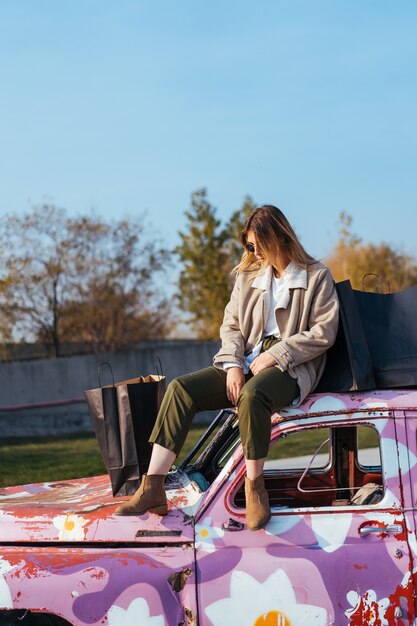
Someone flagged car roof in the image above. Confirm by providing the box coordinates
[277,388,417,421]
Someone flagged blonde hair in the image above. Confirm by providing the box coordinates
[235,205,316,273]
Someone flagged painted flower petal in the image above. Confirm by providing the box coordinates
[311,514,352,552]
[128,598,152,620]
[108,598,164,626]
[344,588,390,625]
[0,559,14,609]
[263,569,297,605]
[195,515,224,550]
[0,558,14,576]
[374,419,389,433]
[347,590,360,608]
[200,516,212,528]
[365,589,377,603]
[265,515,301,536]
[210,525,225,539]
[205,597,242,626]
[229,571,276,618]
[230,570,258,599]
[206,569,328,626]
[0,580,13,609]
[289,603,327,626]
[52,514,87,540]
[381,488,400,508]
[108,605,130,626]
[308,396,348,414]
[382,439,417,478]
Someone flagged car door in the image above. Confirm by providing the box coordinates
[402,409,417,617]
[195,409,414,626]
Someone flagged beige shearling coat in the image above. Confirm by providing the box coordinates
[213,261,339,404]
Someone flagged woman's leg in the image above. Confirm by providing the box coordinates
[149,366,232,457]
[147,444,176,476]
[238,367,299,530]
[245,458,266,480]
[238,367,298,461]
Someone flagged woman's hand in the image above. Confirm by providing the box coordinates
[250,352,277,376]
[226,367,245,405]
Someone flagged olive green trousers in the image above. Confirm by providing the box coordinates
[149,338,299,460]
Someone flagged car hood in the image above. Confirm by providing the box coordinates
[0,471,203,544]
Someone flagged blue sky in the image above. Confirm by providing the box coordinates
[1,1,416,261]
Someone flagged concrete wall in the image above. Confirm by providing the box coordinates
[0,340,221,437]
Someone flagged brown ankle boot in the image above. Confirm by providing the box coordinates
[114,474,168,516]
[244,475,271,531]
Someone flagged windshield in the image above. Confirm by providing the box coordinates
[179,408,240,485]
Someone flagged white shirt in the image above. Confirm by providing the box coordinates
[263,271,287,337]
[224,262,304,374]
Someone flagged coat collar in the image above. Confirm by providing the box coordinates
[251,262,307,292]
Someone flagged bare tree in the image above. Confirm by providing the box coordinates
[0,204,172,356]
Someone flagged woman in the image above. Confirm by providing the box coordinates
[115,205,339,530]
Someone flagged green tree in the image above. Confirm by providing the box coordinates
[176,189,230,339]
[223,195,256,269]
[176,190,256,338]
[0,204,172,356]
[327,212,417,292]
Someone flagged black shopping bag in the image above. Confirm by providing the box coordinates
[85,361,165,496]
[317,279,417,392]
[353,283,417,388]
[316,280,375,392]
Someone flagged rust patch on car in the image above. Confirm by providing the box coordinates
[167,567,193,592]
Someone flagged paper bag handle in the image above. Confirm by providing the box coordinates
[362,273,391,294]
[155,356,164,378]
[98,361,115,388]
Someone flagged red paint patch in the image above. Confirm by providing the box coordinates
[347,592,385,625]
[347,574,416,625]
[393,517,408,542]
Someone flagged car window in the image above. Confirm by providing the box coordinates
[357,425,381,469]
[264,427,331,470]
[233,424,384,510]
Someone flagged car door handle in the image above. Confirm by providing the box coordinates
[359,524,402,536]
[222,518,244,531]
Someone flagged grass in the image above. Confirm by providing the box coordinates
[0,424,379,488]
[0,427,208,488]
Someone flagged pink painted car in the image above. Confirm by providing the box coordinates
[2,389,417,625]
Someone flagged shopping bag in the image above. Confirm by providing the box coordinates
[316,280,375,392]
[317,279,417,392]
[352,282,417,388]
[85,361,165,496]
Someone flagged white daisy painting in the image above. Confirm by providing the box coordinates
[205,569,327,626]
[52,513,88,541]
[195,516,224,552]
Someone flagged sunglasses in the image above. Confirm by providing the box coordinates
[245,242,255,253]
